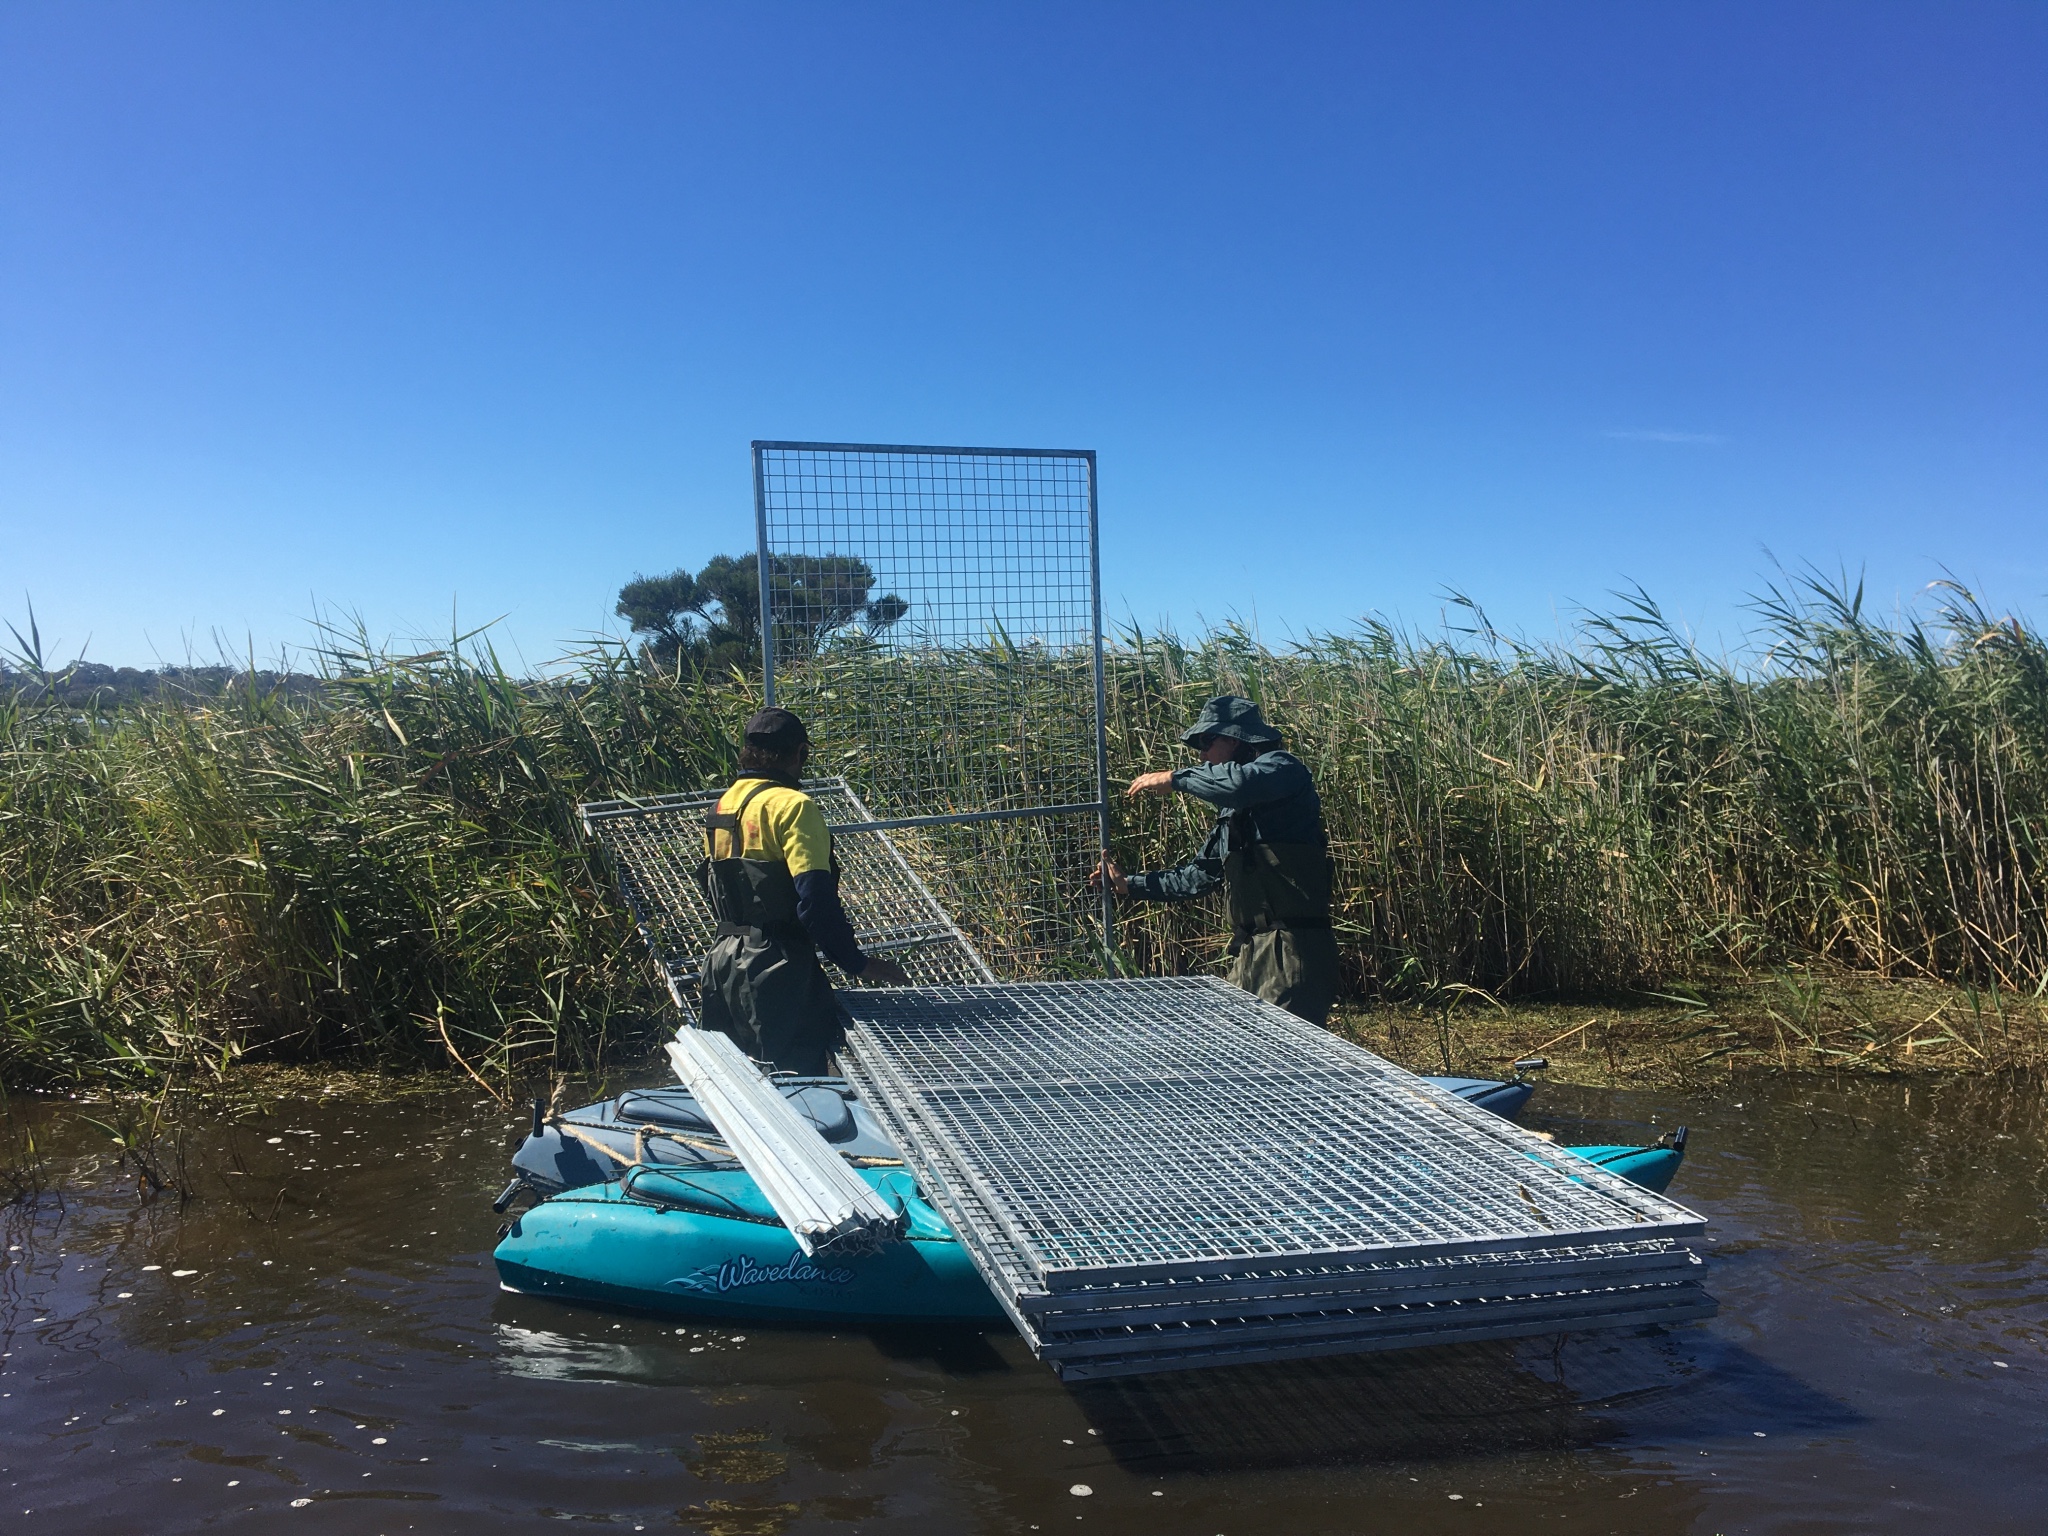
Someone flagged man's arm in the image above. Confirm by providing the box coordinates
[1116,820,1227,902]
[777,795,883,976]
[1169,752,1311,810]
[792,868,871,973]
[1124,854,1224,902]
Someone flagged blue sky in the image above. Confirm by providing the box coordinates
[2,2,2042,669]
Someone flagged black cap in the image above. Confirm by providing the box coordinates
[743,706,808,754]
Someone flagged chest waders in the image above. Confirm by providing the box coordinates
[693,777,844,1076]
[1221,811,1341,1027]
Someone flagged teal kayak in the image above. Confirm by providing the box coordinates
[493,1135,1687,1324]
[1550,1139,1684,1195]
[495,1164,1005,1322]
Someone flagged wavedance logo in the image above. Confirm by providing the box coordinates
[669,1253,856,1295]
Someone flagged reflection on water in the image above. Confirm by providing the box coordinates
[0,1072,2041,1533]
[1072,1327,1854,1474]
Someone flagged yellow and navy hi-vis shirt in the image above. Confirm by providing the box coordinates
[705,778,834,876]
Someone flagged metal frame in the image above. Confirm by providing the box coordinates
[843,977,1704,1282]
[1041,1286,1720,1381]
[751,440,1116,974]
[579,776,996,1019]
[1017,1239,1701,1320]
[836,975,1714,1377]
[1085,454,1115,969]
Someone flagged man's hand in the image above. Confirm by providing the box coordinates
[859,956,911,987]
[1088,858,1130,897]
[1126,770,1176,798]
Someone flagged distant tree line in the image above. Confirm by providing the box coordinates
[0,661,322,707]
[616,553,907,674]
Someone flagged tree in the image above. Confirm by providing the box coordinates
[693,555,761,646]
[614,570,703,665]
[617,553,906,673]
[766,554,912,659]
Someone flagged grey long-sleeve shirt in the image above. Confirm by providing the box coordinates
[1124,750,1327,902]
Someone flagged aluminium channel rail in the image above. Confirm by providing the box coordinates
[665,1028,906,1257]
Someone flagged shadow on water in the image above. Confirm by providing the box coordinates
[865,1320,1017,1374]
[1074,1324,1859,1474]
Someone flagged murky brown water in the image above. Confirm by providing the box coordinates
[2,1070,2043,1533]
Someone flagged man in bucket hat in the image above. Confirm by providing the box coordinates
[695,707,909,1073]
[1092,696,1340,1025]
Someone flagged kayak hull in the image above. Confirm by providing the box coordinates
[493,1169,1006,1323]
[1557,1143,1684,1195]
[493,1075,1686,1324]
[1431,1076,1536,1120]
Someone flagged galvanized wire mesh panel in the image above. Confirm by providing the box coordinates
[837,974,1714,1375]
[878,812,1109,981]
[581,777,995,1015]
[841,976,1704,1283]
[754,442,1112,979]
[1021,1239,1705,1328]
[1039,1283,1719,1381]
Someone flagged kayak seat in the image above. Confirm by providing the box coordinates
[614,1085,854,1143]
[615,1089,717,1135]
[787,1085,857,1143]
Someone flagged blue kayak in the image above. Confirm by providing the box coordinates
[496,1165,1005,1321]
[1549,1137,1685,1194]
[493,1074,1687,1324]
[1428,1074,1536,1120]
[493,1139,1684,1324]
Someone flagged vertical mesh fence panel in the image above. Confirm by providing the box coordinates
[754,442,1111,979]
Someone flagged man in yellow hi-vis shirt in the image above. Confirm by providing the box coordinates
[696,707,909,1073]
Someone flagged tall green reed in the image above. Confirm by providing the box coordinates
[3,574,2043,1088]
[1104,575,2048,1001]
[1,631,749,1087]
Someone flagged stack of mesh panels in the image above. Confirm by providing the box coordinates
[580,778,995,1017]
[837,976,1714,1380]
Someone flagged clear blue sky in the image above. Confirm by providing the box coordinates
[3,2,2042,669]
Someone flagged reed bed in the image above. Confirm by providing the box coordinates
[0,636,751,1088]
[3,575,2044,1088]
[1106,579,2048,1007]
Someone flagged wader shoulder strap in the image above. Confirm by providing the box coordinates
[703,777,784,861]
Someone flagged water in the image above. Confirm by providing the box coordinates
[2,1071,2043,1533]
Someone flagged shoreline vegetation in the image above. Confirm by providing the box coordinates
[4,572,2046,1095]
[1343,966,2048,1088]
